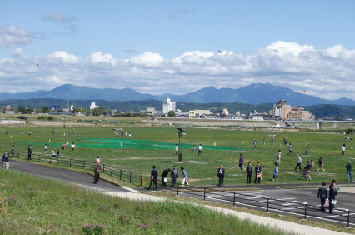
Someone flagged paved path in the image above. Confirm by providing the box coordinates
[3,161,351,234]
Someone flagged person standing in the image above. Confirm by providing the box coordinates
[254,162,262,184]
[2,152,9,170]
[262,137,265,146]
[271,136,274,145]
[148,166,158,191]
[161,168,170,187]
[317,182,328,212]
[239,153,244,170]
[51,128,55,135]
[96,157,101,164]
[44,144,48,154]
[305,147,308,155]
[276,150,281,163]
[93,164,102,184]
[272,162,278,182]
[56,150,61,158]
[181,167,189,186]
[198,144,202,156]
[10,145,14,158]
[342,144,346,156]
[171,166,178,187]
[175,144,178,155]
[294,154,302,171]
[328,180,337,213]
[246,162,252,184]
[217,165,225,187]
[71,142,75,151]
[288,143,293,155]
[283,137,288,145]
[346,161,353,182]
[192,145,195,153]
[317,157,324,172]
[27,145,32,160]
[252,139,257,149]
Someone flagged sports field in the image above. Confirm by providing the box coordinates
[0,125,353,186]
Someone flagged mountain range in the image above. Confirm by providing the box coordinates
[0,83,354,106]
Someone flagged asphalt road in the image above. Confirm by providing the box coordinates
[3,160,129,193]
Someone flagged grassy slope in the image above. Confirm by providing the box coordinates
[0,126,354,186]
[0,170,287,235]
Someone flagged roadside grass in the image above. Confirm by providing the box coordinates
[0,126,354,187]
[0,170,289,235]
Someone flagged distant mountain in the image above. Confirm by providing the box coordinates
[0,83,354,106]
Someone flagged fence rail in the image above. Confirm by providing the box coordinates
[161,186,354,228]
[13,153,147,187]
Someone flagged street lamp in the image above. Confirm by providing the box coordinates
[177,128,185,162]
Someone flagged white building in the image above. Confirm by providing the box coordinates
[162,98,176,114]
[90,102,98,110]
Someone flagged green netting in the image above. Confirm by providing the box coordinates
[22,138,250,151]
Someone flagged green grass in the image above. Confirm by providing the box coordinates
[0,125,354,186]
[0,170,288,234]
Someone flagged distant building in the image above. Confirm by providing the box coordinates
[189,110,212,118]
[270,100,314,121]
[90,102,98,110]
[222,108,229,116]
[146,107,156,116]
[162,98,176,114]
[5,105,12,111]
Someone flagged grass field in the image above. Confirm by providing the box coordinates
[0,170,288,234]
[0,125,354,186]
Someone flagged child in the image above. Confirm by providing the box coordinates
[272,162,278,182]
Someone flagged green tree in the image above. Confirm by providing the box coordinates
[41,106,49,113]
[167,111,176,117]
[91,107,104,116]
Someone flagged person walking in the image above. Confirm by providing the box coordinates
[288,143,293,155]
[148,166,158,191]
[171,166,178,187]
[93,164,102,184]
[198,144,202,156]
[44,144,48,154]
[317,157,324,171]
[254,162,262,184]
[342,144,346,156]
[161,168,170,187]
[328,180,337,213]
[239,153,244,170]
[272,162,278,182]
[217,165,225,187]
[181,167,189,186]
[283,137,288,145]
[306,161,312,181]
[294,154,302,171]
[27,145,32,160]
[2,152,9,170]
[346,161,352,182]
[317,182,328,212]
[246,162,252,184]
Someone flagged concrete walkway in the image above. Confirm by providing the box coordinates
[5,161,351,235]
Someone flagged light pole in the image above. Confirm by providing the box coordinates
[177,128,184,162]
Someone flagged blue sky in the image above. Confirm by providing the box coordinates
[1,0,355,99]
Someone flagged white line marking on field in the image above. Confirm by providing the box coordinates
[276,197,295,201]
[122,186,138,193]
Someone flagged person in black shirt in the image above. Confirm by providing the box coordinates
[317,182,328,212]
[346,161,352,182]
[27,145,32,160]
[148,166,158,191]
[246,162,252,184]
[217,165,225,187]
[161,168,170,187]
[254,162,262,184]
[328,180,337,213]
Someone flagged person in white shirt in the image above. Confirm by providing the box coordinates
[71,142,75,151]
[175,144,178,154]
[198,144,203,156]
[342,144,346,156]
[294,154,302,171]
[276,150,281,163]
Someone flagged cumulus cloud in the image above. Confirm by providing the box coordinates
[0,25,32,47]
[43,13,77,33]
[0,41,355,100]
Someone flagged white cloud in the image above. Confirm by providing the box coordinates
[47,51,80,64]
[43,13,77,33]
[12,48,25,58]
[0,41,355,100]
[0,25,32,47]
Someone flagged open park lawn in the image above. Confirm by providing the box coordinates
[0,126,353,186]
